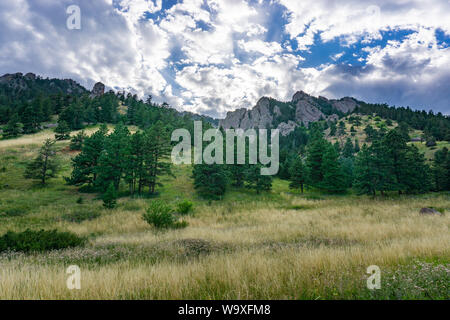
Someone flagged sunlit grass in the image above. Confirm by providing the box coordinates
[0,132,448,299]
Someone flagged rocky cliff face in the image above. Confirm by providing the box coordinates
[0,72,87,95]
[219,91,360,135]
[91,82,105,97]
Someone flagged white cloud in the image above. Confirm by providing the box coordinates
[0,0,449,116]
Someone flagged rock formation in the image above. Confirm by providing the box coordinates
[91,82,105,97]
[219,91,360,136]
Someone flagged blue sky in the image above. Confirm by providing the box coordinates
[0,0,449,117]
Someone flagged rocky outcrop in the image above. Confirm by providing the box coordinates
[277,120,298,136]
[295,100,325,125]
[330,97,359,113]
[0,72,86,95]
[419,208,443,216]
[91,82,105,97]
[219,97,276,130]
[219,90,361,136]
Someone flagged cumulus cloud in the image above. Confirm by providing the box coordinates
[0,0,448,116]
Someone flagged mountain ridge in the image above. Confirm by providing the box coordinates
[219,91,360,135]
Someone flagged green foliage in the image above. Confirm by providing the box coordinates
[70,130,86,151]
[176,200,194,215]
[193,163,229,199]
[342,137,355,158]
[319,145,348,193]
[24,139,60,185]
[289,156,306,193]
[2,113,23,138]
[102,183,117,209]
[0,229,85,253]
[432,147,450,191]
[354,129,432,195]
[54,120,71,140]
[142,201,187,229]
[244,164,273,194]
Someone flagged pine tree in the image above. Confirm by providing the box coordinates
[432,147,449,191]
[342,137,354,158]
[54,120,71,140]
[142,122,172,194]
[245,164,272,194]
[21,104,40,134]
[289,156,306,193]
[354,141,395,195]
[354,138,360,153]
[319,144,347,193]
[95,124,130,192]
[124,131,146,195]
[403,145,432,193]
[305,128,328,188]
[102,183,117,209]
[69,130,86,151]
[383,130,410,193]
[67,125,108,187]
[3,113,23,138]
[193,163,229,199]
[24,139,60,185]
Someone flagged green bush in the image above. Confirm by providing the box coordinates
[142,201,188,229]
[176,200,194,215]
[0,229,85,252]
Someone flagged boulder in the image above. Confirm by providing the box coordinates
[419,208,443,216]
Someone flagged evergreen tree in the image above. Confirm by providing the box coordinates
[354,138,360,153]
[67,125,108,187]
[342,137,354,158]
[24,139,60,185]
[245,164,272,194]
[2,113,23,138]
[69,130,86,151]
[95,124,130,192]
[305,128,328,188]
[432,147,449,191]
[21,104,40,134]
[193,163,229,199]
[289,156,306,193]
[319,144,347,193]
[124,131,146,194]
[54,120,71,140]
[102,183,117,209]
[403,145,432,193]
[142,122,172,194]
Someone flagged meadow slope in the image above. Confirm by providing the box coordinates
[0,129,449,299]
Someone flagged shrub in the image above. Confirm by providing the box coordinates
[103,183,117,209]
[76,197,83,204]
[62,209,100,223]
[0,229,85,253]
[176,200,194,215]
[142,201,188,229]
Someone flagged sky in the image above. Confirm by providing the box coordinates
[0,0,449,117]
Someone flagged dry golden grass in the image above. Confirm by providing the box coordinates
[0,128,448,299]
[0,193,448,299]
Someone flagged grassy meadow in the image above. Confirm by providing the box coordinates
[0,128,449,299]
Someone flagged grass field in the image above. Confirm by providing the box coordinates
[0,129,449,299]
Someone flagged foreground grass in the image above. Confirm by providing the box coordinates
[0,131,449,299]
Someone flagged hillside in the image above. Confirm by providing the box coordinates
[0,127,449,299]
